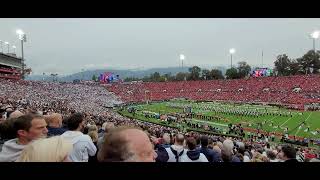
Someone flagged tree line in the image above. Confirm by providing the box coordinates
[95,49,320,83]
[274,50,320,76]
[123,61,251,82]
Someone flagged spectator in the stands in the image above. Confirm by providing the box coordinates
[88,125,98,133]
[156,133,186,162]
[251,152,269,162]
[267,150,279,162]
[97,122,115,149]
[180,137,208,162]
[46,113,66,137]
[8,110,24,119]
[279,145,298,162]
[88,130,99,162]
[16,136,73,162]
[221,139,241,162]
[0,114,48,162]
[155,133,171,151]
[97,126,156,162]
[61,113,97,162]
[199,135,222,162]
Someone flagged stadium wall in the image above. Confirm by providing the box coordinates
[0,53,23,69]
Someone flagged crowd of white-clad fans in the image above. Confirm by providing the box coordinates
[0,79,319,162]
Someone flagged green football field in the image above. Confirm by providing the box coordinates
[123,100,320,139]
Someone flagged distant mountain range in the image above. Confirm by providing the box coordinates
[26,66,228,82]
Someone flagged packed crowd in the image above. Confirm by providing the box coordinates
[0,79,122,116]
[107,74,320,110]
[0,79,319,162]
[0,111,319,162]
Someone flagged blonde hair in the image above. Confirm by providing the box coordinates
[102,122,115,132]
[16,136,73,162]
[88,125,98,133]
[45,113,63,126]
[88,131,99,142]
[251,152,270,162]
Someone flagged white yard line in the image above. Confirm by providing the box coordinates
[295,112,312,136]
[265,116,277,123]
[279,115,296,128]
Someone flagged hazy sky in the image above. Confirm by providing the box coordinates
[0,18,319,75]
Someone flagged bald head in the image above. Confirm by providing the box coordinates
[98,127,155,162]
[9,110,24,119]
[174,134,185,146]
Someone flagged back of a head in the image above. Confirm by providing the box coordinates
[186,137,197,150]
[266,150,276,160]
[221,148,232,162]
[8,110,24,119]
[49,113,63,127]
[88,125,98,133]
[200,135,209,148]
[223,139,234,153]
[217,141,223,150]
[17,136,73,162]
[66,113,84,131]
[103,122,115,133]
[174,134,185,146]
[282,145,296,159]
[162,133,171,144]
[88,130,98,142]
[98,126,144,162]
[0,118,16,139]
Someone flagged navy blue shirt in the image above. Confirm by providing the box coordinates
[200,147,223,162]
[47,126,67,137]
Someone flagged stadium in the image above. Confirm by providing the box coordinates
[111,75,320,141]
[1,20,320,163]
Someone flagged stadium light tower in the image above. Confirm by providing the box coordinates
[229,48,236,68]
[311,30,320,52]
[16,29,27,79]
[4,42,10,53]
[0,40,3,53]
[180,54,185,68]
[12,45,16,54]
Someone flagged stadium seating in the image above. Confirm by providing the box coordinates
[107,75,320,109]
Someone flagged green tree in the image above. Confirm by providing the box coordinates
[175,72,188,81]
[188,66,201,80]
[151,72,161,82]
[159,76,166,82]
[237,61,251,78]
[92,74,97,81]
[297,50,320,74]
[142,75,150,82]
[274,54,291,76]
[201,69,211,80]
[210,69,224,79]
[289,59,304,75]
[225,67,239,79]
[124,77,140,82]
[163,73,174,81]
